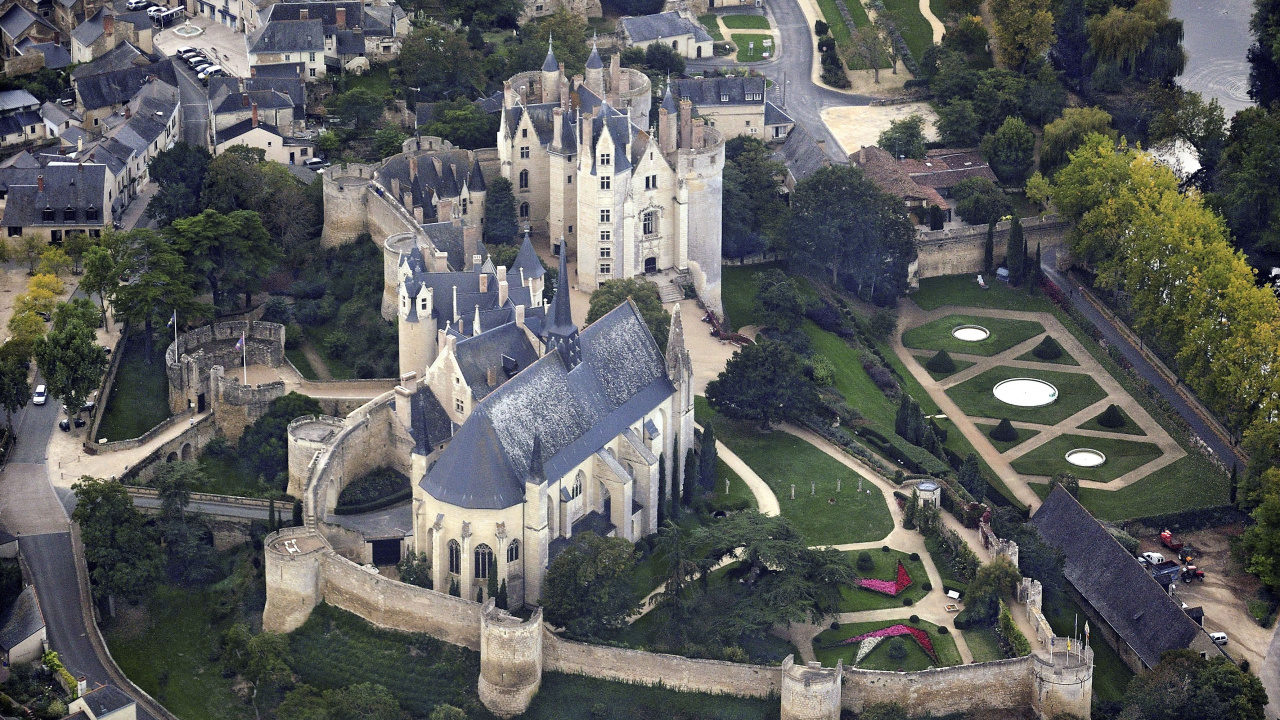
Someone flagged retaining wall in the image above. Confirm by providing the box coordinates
[114,414,219,486]
[914,216,1069,280]
[841,657,1035,716]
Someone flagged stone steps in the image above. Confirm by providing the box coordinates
[657,281,685,303]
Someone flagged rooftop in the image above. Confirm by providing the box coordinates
[0,586,44,651]
[620,11,713,44]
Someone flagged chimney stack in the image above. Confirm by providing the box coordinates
[479,272,489,293]
[102,13,113,36]
[678,99,692,150]
[551,106,563,151]
[250,66,257,77]
[658,107,674,154]
[335,6,346,28]
[243,93,250,107]
[409,154,417,180]
[299,7,308,19]
[37,175,44,192]
[251,102,258,127]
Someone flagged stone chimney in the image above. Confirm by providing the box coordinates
[658,108,674,155]
[102,13,113,36]
[37,175,43,192]
[692,118,705,148]
[299,7,309,19]
[335,6,346,28]
[433,250,449,272]
[251,102,258,128]
[394,378,415,429]
[479,270,489,294]
[390,177,400,199]
[551,107,563,152]
[608,53,621,105]
[514,303,525,329]
[497,266,508,305]
[678,99,692,150]
[242,93,250,107]
[486,366,497,386]
[409,154,418,180]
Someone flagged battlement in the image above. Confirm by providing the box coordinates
[782,656,842,720]
[479,601,543,717]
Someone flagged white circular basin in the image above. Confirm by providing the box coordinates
[1066,448,1106,467]
[992,378,1058,407]
[952,325,990,342]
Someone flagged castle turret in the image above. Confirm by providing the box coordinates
[398,276,437,378]
[584,38,604,96]
[780,656,842,720]
[478,600,543,718]
[541,38,559,104]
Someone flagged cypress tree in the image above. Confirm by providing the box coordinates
[657,453,667,527]
[907,398,925,446]
[1230,464,1239,505]
[958,452,985,500]
[449,579,460,597]
[268,498,276,532]
[1035,242,1042,281]
[496,579,509,609]
[984,221,995,273]
[895,394,912,438]
[487,568,499,603]
[292,500,303,526]
[700,422,718,492]
[1006,216,1025,285]
[683,448,697,506]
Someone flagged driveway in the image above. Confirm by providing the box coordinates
[172,60,212,149]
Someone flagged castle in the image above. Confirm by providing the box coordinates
[498,42,726,313]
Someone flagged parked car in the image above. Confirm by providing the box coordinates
[197,65,223,80]
[33,385,47,405]
[303,157,327,169]
[59,418,70,432]
[191,62,215,74]
[1210,632,1229,645]
[1140,552,1166,565]
[146,5,167,17]
[175,45,196,54]
[126,0,151,9]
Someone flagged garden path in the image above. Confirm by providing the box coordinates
[715,439,781,517]
[298,338,335,381]
[893,302,1186,505]
[919,0,944,43]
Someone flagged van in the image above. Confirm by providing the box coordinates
[1209,632,1228,645]
[303,157,326,169]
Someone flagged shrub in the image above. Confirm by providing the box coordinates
[903,597,914,606]
[1097,403,1126,428]
[925,349,956,374]
[1241,659,1251,673]
[909,614,920,624]
[908,552,920,562]
[868,309,897,341]
[857,551,875,571]
[882,545,891,553]
[938,626,949,634]
[886,638,908,661]
[1031,335,1064,360]
[335,467,411,514]
[922,582,932,591]
[815,19,828,35]
[990,418,1018,442]
[831,621,841,631]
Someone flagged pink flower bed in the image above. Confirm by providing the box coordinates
[856,560,913,596]
[828,623,938,662]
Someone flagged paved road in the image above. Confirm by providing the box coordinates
[1040,246,1238,466]
[687,0,872,162]
[173,60,211,149]
[19,534,111,684]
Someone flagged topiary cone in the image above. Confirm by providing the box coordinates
[1097,403,1125,428]
[926,349,956,374]
[990,418,1017,442]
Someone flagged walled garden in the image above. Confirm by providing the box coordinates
[813,618,962,670]
[95,339,172,442]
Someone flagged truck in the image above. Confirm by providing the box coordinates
[1141,551,1166,565]
[1151,560,1182,583]
[1160,529,1184,551]
[1181,565,1205,583]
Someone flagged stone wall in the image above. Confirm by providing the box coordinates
[841,657,1036,716]
[166,321,285,415]
[914,216,1069,280]
[320,166,378,248]
[782,657,842,720]
[115,414,219,485]
[210,367,286,441]
[4,52,45,76]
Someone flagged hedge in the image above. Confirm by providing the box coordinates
[998,600,1032,657]
[1123,505,1249,534]
[334,488,413,515]
[336,467,410,514]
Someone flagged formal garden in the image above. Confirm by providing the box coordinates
[813,618,962,670]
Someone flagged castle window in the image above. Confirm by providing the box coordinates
[521,128,528,139]
[572,471,583,498]
[599,230,610,243]
[448,540,461,574]
[507,539,520,563]
[567,174,572,184]
[745,120,751,127]
[599,263,611,275]
[455,397,465,413]
[43,206,54,222]
[644,174,657,190]
[461,198,468,214]
[474,544,494,580]
[643,211,655,235]
[599,246,611,259]
[518,169,529,189]
[519,202,529,218]
[568,224,573,234]
[419,296,428,311]
[600,176,610,190]
[520,146,530,159]
[599,208,610,223]
[599,152,611,166]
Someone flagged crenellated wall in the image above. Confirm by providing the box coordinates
[166,321,286,416]
[210,367,286,442]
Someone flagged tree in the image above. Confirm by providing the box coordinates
[989,0,1054,69]
[936,100,982,147]
[332,87,386,131]
[958,452,985,500]
[423,97,501,150]
[754,269,807,329]
[72,477,163,603]
[942,14,989,57]
[508,10,591,76]
[396,552,433,588]
[846,24,892,83]
[982,117,1036,185]
[81,244,119,325]
[682,448,696,507]
[441,0,522,28]
[990,418,1017,442]
[1250,0,1280,106]
[169,209,280,311]
[951,177,1012,225]
[202,145,268,213]
[649,520,703,619]
[699,421,717,493]
[542,532,640,639]
[38,246,71,276]
[111,229,206,356]
[1148,88,1226,189]
[1122,650,1265,720]
[1211,107,1280,271]
[643,42,686,77]
[1005,215,1026,284]
[722,137,788,260]
[483,176,518,246]
[7,311,45,351]
[0,356,31,431]
[586,278,670,352]
[1041,107,1114,176]
[34,319,108,415]
[429,705,469,720]
[147,142,212,225]
[239,392,324,489]
[706,340,818,430]
[786,165,916,305]
[400,25,485,101]
[242,632,293,714]
[316,131,341,155]
[1025,172,1052,215]
[18,234,43,274]
[63,231,92,274]
[374,128,408,159]
[878,115,927,160]
[152,461,217,582]
[326,683,401,720]
[52,299,101,336]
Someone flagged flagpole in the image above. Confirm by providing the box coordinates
[242,332,247,386]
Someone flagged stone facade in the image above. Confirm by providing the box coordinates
[165,320,287,440]
[517,0,601,24]
[913,215,1068,282]
[781,657,842,720]
[478,602,543,718]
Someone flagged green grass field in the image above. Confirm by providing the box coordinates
[920,355,976,380]
[709,458,759,512]
[721,263,786,331]
[1078,405,1146,436]
[696,398,895,546]
[982,423,1041,453]
[721,13,771,29]
[901,314,1046,356]
[814,619,961,669]
[911,276,1056,313]
[839,548,930,612]
[1014,338,1080,366]
[285,346,320,380]
[96,338,172,441]
[1032,453,1229,521]
[881,0,935,62]
[961,627,1007,663]
[1011,434,1165,483]
[945,366,1109,425]
[732,33,773,61]
[529,673,780,719]
[697,13,725,41]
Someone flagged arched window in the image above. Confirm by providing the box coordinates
[519,202,529,218]
[518,168,529,189]
[507,539,520,563]
[474,544,494,580]
[448,540,461,574]
[572,471,583,498]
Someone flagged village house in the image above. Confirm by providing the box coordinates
[0,89,46,148]
[0,3,57,58]
[619,11,714,59]
[671,76,793,141]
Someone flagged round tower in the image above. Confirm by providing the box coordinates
[478,601,543,718]
[383,232,417,320]
[287,416,343,499]
[1032,646,1093,720]
[262,528,326,633]
[321,171,372,249]
[781,656,842,720]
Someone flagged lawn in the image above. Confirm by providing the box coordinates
[697,13,725,41]
[839,548,930,612]
[96,338,172,441]
[1010,434,1164,483]
[881,0,935,62]
[901,314,1046,357]
[732,33,773,61]
[919,354,976,380]
[945,365,1109,425]
[105,585,253,720]
[1014,338,1080,366]
[910,276,1056,313]
[1042,594,1133,701]
[962,627,1007,663]
[341,64,392,97]
[697,398,895,546]
[709,458,759,512]
[721,262,789,331]
[815,0,853,49]
[1032,453,1229,521]
[721,13,771,29]
[193,455,278,498]
[980,422,1041,454]
[813,619,961,669]
[528,673,780,720]
[1078,405,1146,436]
[286,346,320,380]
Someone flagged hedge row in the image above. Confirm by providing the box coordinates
[1123,505,1249,535]
[334,487,413,515]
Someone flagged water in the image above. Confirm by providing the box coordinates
[1171,0,1256,115]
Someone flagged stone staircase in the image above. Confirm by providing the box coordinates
[657,281,685,303]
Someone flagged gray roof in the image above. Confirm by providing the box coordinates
[764,101,792,126]
[75,61,177,111]
[0,163,109,227]
[72,41,147,79]
[0,111,41,137]
[772,123,828,184]
[335,28,364,54]
[541,40,558,72]
[0,529,15,545]
[673,76,766,105]
[263,1,390,35]
[21,41,72,69]
[1029,486,1209,669]
[247,18,325,53]
[419,299,674,509]
[0,4,53,40]
[409,387,452,453]
[217,118,281,144]
[511,231,545,281]
[455,321,539,400]
[213,89,294,115]
[71,7,108,47]
[80,685,134,717]
[621,12,712,44]
[0,586,44,651]
[0,90,39,114]
[586,42,602,70]
[378,148,485,213]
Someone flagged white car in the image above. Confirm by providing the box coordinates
[197,65,223,80]
[303,157,327,169]
[146,5,166,17]
[1210,632,1229,645]
[1140,552,1166,565]
[175,45,196,55]
[33,385,47,405]
[126,0,150,9]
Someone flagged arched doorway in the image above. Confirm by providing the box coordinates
[181,442,192,461]
[644,257,657,273]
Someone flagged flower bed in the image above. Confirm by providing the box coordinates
[827,623,938,663]
[856,560,912,595]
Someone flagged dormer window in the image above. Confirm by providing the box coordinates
[43,206,54,222]
[599,152,611,166]
[720,94,728,102]
[65,205,75,221]
[85,205,97,221]
[419,296,428,311]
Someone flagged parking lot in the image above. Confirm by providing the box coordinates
[1137,528,1274,670]
[152,15,250,78]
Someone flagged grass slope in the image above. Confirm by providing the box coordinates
[911,276,1057,313]
[1031,454,1228,521]
[945,365,1108,425]
[96,339,172,441]
[901,314,1046,356]
[881,0,934,62]
[1011,434,1164,483]
[697,13,725,41]
[814,618,961,669]
[529,673,780,720]
[962,627,1007,663]
[696,398,895,546]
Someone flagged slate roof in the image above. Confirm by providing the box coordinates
[213,89,293,115]
[217,118,281,144]
[541,41,558,72]
[75,60,177,111]
[772,123,828,184]
[764,101,793,126]
[511,231,545,282]
[72,41,149,79]
[79,685,134,717]
[0,529,15,545]
[0,586,44,651]
[247,18,325,53]
[0,89,40,113]
[455,322,539,400]
[621,11,712,44]
[0,4,53,40]
[673,76,766,105]
[71,7,108,47]
[419,299,674,509]
[900,148,998,191]
[0,111,40,137]
[262,1,391,35]
[0,163,109,227]
[1029,486,1209,669]
[378,148,485,217]
[409,386,452,453]
[15,39,72,69]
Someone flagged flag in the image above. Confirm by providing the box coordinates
[167,310,176,328]
[235,334,245,351]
